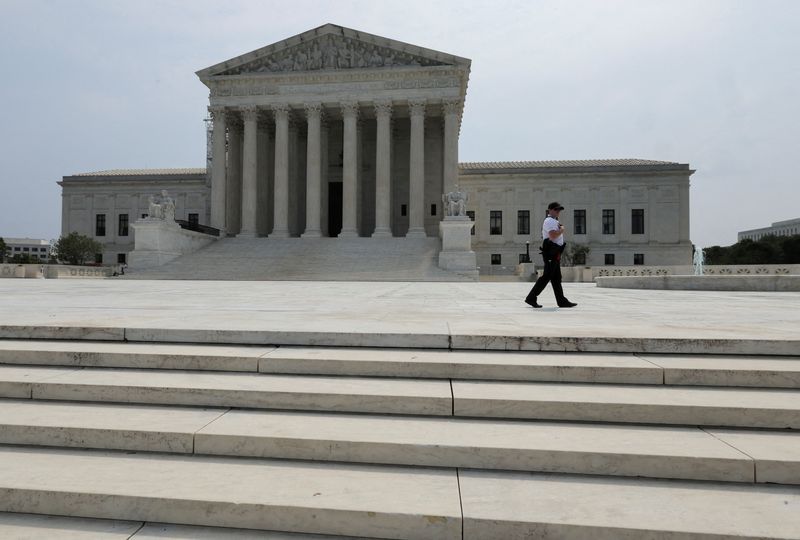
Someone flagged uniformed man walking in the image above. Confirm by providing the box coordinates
[525,202,578,309]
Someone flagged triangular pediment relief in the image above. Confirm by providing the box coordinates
[198,24,469,78]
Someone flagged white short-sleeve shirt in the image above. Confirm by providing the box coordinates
[542,216,564,246]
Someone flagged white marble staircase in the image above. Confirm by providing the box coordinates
[0,338,798,539]
[124,237,474,281]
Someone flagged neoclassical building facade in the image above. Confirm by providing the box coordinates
[59,24,693,272]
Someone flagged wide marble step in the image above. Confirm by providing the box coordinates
[0,446,462,540]
[0,365,451,415]
[0,512,372,539]
[2,399,798,484]
[459,469,800,539]
[3,341,799,388]
[453,380,800,428]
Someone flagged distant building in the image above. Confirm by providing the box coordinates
[3,238,51,261]
[738,218,800,242]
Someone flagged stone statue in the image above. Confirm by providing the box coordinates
[147,196,163,220]
[443,186,468,217]
[160,190,176,222]
[693,248,705,275]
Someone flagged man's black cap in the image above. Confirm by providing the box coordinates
[548,202,565,211]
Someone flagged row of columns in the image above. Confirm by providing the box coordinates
[209,98,461,238]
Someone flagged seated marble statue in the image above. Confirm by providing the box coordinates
[443,187,468,217]
[160,190,176,222]
[147,196,163,220]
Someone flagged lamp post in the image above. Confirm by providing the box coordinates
[525,241,531,263]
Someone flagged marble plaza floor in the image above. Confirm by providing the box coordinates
[0,279,798,354]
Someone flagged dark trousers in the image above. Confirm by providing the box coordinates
[525,256,567,304]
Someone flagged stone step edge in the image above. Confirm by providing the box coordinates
[1,326,799,355]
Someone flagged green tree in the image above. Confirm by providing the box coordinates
[53,232,103,265]
[0,237,7,263]
[704,234,800,265]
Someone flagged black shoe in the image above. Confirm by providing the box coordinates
[525,298,542,308]
[557,301,577,308]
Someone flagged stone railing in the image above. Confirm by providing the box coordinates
[553,264,800,283]
[0,264,119,279]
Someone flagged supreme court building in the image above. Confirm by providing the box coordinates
[60,24,693,273]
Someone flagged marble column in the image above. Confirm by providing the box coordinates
[209,106,227,233]
[372,100,392,238]
[226,117,243,236]
[239,106,259,237]
[407,99,427,238]
[256,116,271,236]
[271,103,290,238]
[302,103,323,238]
[339,101,359,238]
[443,99,461,196]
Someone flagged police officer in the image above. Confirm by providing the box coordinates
[525,202,577,308]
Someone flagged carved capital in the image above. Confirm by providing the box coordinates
[208,106,227,123]
[340,101,359,119]
[271,103,290,121]
[408,99,426,117]
[442,98,461,116]
[304,102,323,120]
[374,100,393,118]
[240,105,259,122]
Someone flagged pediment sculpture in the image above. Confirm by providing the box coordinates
[220,35,449,75]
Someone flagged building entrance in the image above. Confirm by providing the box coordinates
[328,182,343,237]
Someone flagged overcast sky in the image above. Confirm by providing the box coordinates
[1,0,798,248]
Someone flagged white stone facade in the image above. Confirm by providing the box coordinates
[2,238,51,261]
[459,160,693,269]
[58,169,209,264]
[738,217,800,242]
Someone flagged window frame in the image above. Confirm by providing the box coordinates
[631,209,645,235]
[573,209,586,235]
[517,210,530,235]
[602,209,615,235]
[489,210,503,235]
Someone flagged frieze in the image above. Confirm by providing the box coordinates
[219,34,450,76]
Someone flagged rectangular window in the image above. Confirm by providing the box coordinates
[491,254,501,265]
[13,247,20,251]
[94,253,103,264]
[517,210,530,235]
[141,213,148,219]
[117,253,127,264]
[118,214,129,236]
[31,247,38,252]
[466,210,475,235]
[188,213,199,227]
[634,253,644,265]
[519,254,528,264]
[23,247,29,252]
[430,204,437,216]
[604,253,615,265]
[96,214,106,236]
[490,211,502,235]
[401,204,407,217]
[574,209,586,235]
[602,209,615,235]
[632,209,645,235]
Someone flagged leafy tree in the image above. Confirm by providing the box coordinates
[704,234,800,265]
[53,232,103,265]
[0,237,7,263]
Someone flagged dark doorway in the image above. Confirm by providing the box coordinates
[328,182,343,237]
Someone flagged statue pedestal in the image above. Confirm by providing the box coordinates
[128,219,216,269]
[438,216,478,278]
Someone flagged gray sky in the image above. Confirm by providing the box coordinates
[1,0,798,248]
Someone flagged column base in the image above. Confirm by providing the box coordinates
[338,228,359,238]
[405,228,427,238]
[371,228,392,238]
[301,230,322,238]
[236,232,258,238]
[269,228,290,238]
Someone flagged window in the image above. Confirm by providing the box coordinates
[602,209,615,235]
[574,209,586,235]
[491,254,502,265]
[466,210,475,235]
[188,213,199,227]
[23,247,29,252]
[117,253,127,264]
[604,254,615,265]
[574,251,586,265]
[96,214,106,236]
[31,247,38,252]
[517,210,530,235]
[632,209,644,235]
[401,204,407,217]
[634,253,644,265]
[119,214,129,236]
[490,211,502,235]
[141,213,148,219]
[94,253,103,264]
[430,204,437,216]
[519,254,528,263]
[13,247,20,251]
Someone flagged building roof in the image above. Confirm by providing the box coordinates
[3,238,50,245]
[72,168,206,177]
[459,159,691,174]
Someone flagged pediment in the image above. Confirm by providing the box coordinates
[197,23,469,79]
